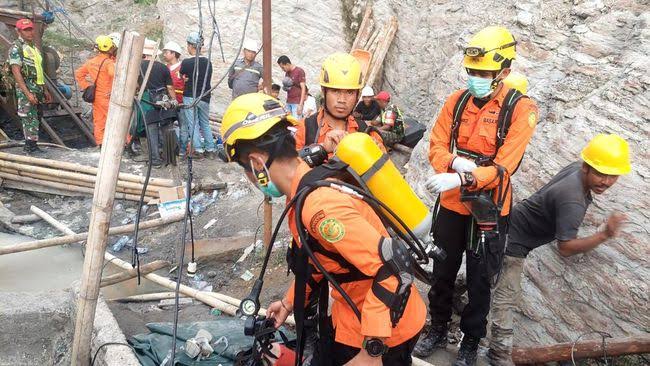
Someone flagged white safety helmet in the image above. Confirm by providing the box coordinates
[243,39,259,52]
[142,39,161,56]
[108,32,121,48]
[162,41,183,55]
[361,86,374,97]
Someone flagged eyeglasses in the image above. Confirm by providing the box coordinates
[463,41,517,58]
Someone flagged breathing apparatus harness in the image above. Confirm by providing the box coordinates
[239,144,444,366]
[446,87,527,280]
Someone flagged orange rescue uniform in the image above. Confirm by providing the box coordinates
[294,108,386,156]
[75,54,115,145]
[428,86,538,216]
[283,161,426,349]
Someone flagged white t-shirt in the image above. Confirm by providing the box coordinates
[303,95,317,118]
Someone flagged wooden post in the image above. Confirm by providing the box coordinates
[71,31,145,366]
[39,117,66,147]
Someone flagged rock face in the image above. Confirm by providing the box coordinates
[372,0,648,346]
[157,0,350,113]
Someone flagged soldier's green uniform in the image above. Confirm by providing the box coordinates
[379,104,405,147]
[8,37,45,142]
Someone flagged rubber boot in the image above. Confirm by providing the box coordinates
[487,348,515,366]
[413,325,448,357]
[453,335,480,366]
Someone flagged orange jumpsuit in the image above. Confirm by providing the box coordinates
[428,86,538,215]
[75,54,115,145]
[284,161,426,349]
[294,108,386,156]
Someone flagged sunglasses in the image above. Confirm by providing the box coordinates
[463,41,517,58]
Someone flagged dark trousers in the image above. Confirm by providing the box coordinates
[326,334,420,366]
[427,206,508,339]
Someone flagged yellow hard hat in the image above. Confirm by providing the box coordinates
[319,52,363,90]
[581,134,631,175]
[221,93,297,161]
[95,35,114,52]
[503,71,528,94]
[463,26,517,71]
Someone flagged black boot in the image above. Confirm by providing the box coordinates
[453,335,480,366]
[23,140,32,153]
[413,325,448,357]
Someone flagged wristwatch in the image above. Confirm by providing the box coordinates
[462,172,475,187]
[362,338,388,357]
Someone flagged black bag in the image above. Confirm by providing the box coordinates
[82,58,108,103]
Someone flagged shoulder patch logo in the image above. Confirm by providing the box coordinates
[309,210,326,233]
[318,218,345,243]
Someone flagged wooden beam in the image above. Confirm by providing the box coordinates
[71,30,145,366]
[39,117,66,147]
[512,334,650,364]
[351,4,373,50]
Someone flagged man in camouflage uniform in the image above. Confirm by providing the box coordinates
[372,91,405,147]
[10,18,51,153]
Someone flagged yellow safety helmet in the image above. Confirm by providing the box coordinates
[581,134,631,175]
[463,26,517,71]
[319,52,363,90]
[221,93,297,161]
[503,71,528,94]
[95,35,114,52]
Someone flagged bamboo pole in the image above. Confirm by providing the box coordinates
[0,159,162,195]
[0,213,183,256]
[512,334,650,364]
[30,205,76,235]
[0,171,146,201]
[0,152,175,187]
[0,141,73,150]
[72,31,145,365]
[10,213,41,224]
[100,259,170,287]
[109,292,189,303]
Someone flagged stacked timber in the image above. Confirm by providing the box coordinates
[0,152,174,201]
[350,5,398,88]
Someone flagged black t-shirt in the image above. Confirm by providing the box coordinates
[139,60,172,91]
[354,100,381,121]
[506,162,593,258]
[180,56,212,102]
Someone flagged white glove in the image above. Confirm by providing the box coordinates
[425,173,462,194]
[451,156,477,173]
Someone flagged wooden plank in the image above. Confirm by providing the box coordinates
[366,17,398,87]
[351,4,373,50]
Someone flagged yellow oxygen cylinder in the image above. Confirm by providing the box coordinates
[334,132,433,239]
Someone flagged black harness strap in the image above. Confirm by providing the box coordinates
[304,113,320,146]
[360,153,390,183]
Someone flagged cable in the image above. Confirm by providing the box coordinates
[131,98,153,284]
[90,342,133,366]
[571,330,612,366]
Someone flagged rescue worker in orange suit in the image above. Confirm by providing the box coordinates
[220,92,426,365]
[75,35,116,146]
[413,26,538,366]
[293,52,385,157]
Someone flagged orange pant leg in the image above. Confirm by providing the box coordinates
[92,98,109,145]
